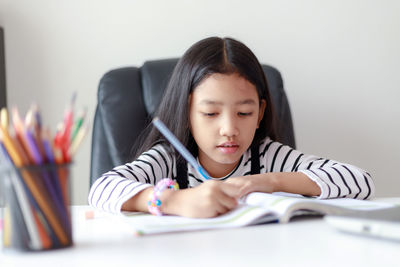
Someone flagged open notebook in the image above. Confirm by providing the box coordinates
[121,192,396,236]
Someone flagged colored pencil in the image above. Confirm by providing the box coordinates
[0,94,87,250]
[69,121,89,157]
[71,107,86,142]
[152,117,211,180]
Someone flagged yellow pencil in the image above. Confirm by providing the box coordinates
[0,126,29,167]
[3,207,11,247]
[1,107,9,129]
[68,121,89,157]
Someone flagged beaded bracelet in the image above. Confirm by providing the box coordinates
[148,178,179,216]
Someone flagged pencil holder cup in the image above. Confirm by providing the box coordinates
[0,163,73,251]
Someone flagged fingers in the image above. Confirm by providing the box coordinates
[215,187,238,211]
[223,177,255,198]
[220,181,242,198]
[205,181,238,215]
[184,180,241,217]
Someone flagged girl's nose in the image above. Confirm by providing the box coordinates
[219,115,239,137]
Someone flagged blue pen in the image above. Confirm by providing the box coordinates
[152,117,211,180]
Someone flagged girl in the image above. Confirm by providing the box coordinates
[89,37,374,218]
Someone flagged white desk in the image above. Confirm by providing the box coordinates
[1,206,399,267]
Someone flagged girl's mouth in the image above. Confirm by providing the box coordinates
[217,142,239,154]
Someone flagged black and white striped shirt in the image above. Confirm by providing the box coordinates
[88,137,375,213]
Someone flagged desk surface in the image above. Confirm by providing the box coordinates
[1,206,399,267]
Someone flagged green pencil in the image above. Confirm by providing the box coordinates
[71,108,86,142]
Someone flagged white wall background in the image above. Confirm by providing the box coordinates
[0,0,399,204]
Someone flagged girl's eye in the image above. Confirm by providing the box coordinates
[238,112,253,116]
[202,112,217,117]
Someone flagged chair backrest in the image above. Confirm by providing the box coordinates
[90,58,295,186]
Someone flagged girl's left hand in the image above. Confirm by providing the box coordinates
[225,172,322,198]
[223,173,277,199]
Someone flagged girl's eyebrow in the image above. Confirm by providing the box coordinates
[199,99,257,106]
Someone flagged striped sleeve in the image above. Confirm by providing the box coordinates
[260,139,375,200]
[88,144,176,213]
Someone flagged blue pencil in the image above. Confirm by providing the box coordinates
[152,117,211,180]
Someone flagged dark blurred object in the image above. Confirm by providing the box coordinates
[0,27,6,109]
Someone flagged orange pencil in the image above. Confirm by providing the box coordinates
[53,123,65,164]
[57,166,70,211]
[53,144,64,164]
[31,206,53,249]
[11,107,35,164]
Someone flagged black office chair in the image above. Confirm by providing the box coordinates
[90,58,296,186]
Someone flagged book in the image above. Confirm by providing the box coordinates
[121,192,396,235]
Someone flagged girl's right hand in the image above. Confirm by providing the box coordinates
[161,180,239,218]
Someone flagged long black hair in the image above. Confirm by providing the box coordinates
[133,37,278,161]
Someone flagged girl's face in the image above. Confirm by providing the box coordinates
[189,73,266,178]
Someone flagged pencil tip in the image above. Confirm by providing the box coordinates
[71,92,77,105]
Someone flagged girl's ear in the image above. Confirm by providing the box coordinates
[257,100,266,128]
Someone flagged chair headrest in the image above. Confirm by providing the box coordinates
[141,58,179,115]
